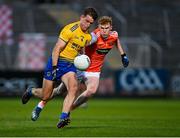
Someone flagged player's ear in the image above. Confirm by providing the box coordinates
[80,15,85,20]
[110,25,112,30]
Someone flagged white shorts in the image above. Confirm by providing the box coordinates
[76,70,100,81]
[84,71,100,78]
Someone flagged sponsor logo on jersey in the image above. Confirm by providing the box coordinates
[71,42,81,50]
[96,48,111,55]
[70,24,79,32]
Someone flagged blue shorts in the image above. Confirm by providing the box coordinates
[44,56,77,81]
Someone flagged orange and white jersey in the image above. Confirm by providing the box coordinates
[85,28,118,72]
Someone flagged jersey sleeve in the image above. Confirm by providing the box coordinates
[112,31,118,38]
[93,28,99,34]
[88,32,97,45]
[59,25,73,43]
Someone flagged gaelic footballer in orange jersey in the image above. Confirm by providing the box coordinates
[70,16,129,111]
[85,28,118,72]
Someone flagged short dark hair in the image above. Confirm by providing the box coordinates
[83,7,98,21]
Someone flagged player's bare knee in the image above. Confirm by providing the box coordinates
[42,93,51,101]
[87,86,97,96]
[42,97,48,101]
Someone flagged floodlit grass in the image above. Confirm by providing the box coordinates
[0,97,180,137]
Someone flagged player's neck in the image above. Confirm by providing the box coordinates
[101,35,109,40]
[79,24,88,33]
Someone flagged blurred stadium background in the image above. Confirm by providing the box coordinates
[0,0,180,97]
[0,0,180,137]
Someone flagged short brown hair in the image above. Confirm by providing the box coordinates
[98,16,112,25]
[83,7,98,21]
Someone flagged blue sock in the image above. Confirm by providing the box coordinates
[60,112,69,120]
[35,106,42,113]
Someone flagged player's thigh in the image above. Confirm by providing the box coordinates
[86,76,99,92]
[42,78,54,98]
[61,72,78,92]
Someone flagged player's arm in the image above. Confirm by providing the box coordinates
[51,25,72,80]
[116,38,129,67]
[86,32,97,46]
[80,32,97,55]
[52,24,73,66]
[116,38,125,55]
[51,38,66,80]
[52,38,66,67]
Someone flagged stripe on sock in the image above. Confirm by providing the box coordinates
[37,101,46,109]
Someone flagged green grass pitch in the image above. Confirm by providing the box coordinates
[0,97,180,137]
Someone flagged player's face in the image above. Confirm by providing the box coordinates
[99,23,112,39]
[80,15,94,32]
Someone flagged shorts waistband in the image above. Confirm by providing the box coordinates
[59,56,74,63]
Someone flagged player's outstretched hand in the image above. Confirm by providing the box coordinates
[121,53,129,68]
[52,66,59,81]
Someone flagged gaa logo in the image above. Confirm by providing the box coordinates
[117,69,168,92]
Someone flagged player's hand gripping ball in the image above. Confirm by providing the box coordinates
[74,55,91,71]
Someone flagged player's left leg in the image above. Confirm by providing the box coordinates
[31,100,46,121]
[71,73,99,111]
[31,82,67,121]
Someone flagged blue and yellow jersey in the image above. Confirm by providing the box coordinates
[59,21,92,62]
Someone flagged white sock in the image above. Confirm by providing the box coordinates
[37,101,45,109]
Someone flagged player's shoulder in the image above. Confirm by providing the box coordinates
[110,31,118,38]
[63,21,79,32]
[93,28,101,37]
[93,28,100,33]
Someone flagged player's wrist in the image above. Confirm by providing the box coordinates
[121,53,126,58]
[52,65,57,70]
